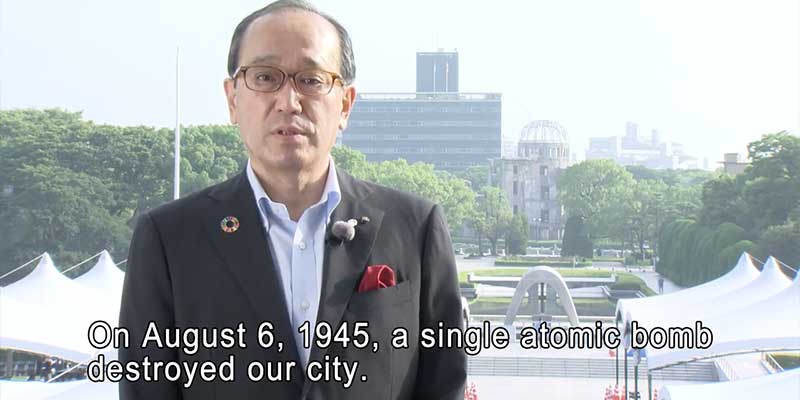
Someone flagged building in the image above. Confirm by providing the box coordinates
[342,92,502,171]
[341,50,500,171]
[586,122,699,169]
[491,120,570,240]
[718,153,749,175]
[416,51,458,93]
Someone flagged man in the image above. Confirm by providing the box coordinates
[118,1,466,399]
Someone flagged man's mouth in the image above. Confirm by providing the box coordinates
[273,127,304,137]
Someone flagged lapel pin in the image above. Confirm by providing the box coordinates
[220,216,240,233]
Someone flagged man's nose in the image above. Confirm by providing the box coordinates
[274,78,302,114]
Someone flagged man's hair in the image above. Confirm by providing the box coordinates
[226,0,356,84]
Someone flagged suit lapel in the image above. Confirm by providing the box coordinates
[311,173,384,362]
[203,171,302,383]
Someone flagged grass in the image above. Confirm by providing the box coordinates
[593,256,624,262]
[459,267,613,282]
[468,297,617,316]
[771,353,800,370]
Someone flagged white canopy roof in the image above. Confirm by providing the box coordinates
[73,251,124,292]
[661,367,800,400]
[647,269,800,369]
[73,250,124,311]
[0,252,120,362]
[616,252,760,329]
[630,256,792,331]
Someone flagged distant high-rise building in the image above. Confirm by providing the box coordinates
[416,51,458,93]
[342,50,499,171]
[585,122,699,169]
[650,129,660,147]
[718,153,749,175]
[626,122,638,139]
[342,92,501,171]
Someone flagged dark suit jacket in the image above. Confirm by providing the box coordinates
[119,169,467,399]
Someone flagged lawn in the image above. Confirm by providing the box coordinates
[771,353,800,370]
[468,297,617,316]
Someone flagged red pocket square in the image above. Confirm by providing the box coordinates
[357,264,396,293]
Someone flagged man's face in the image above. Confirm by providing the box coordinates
[224,10,356,175]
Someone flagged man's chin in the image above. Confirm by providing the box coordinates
[253,155,312,174]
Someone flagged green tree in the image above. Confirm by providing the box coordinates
[179,125,247,196]
[743,132,800,232]
[505,213,529,255]
[0,164,130,271]
[331,145,371,177]
[759,222,800,268]
[558,159,636,239]
[453,164,490,190]
[561,215,593,258]
[474,186,512,255]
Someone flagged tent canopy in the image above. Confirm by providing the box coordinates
[616,252,760,329]
[1,252,120,362]
[646,270,800,370]
[661,367,800,400]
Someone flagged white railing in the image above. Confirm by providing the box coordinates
[715,356,739,381]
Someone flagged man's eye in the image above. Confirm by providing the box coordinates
[300,77,324,86]
[255,74,278,82]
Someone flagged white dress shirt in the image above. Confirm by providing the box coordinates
[246,158,341,367]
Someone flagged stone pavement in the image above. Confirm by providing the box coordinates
[469,376,691,400]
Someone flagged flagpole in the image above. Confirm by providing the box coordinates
[173,45,181,200]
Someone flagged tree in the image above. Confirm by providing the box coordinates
[759,222,800,268]
[561,215,593,258]
[453,164,490,191]
[742,132,800,232]
[558,159,636,239]
[179,125,247,196]
[331,145,371,177]
[505,213,529,255]
[625,179,668,261]
[0,164,130,271]
[363,159,475,232]
[474,186,512,255]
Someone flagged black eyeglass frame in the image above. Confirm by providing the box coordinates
[232,65,345,96]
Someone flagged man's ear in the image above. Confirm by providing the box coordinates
[223,78,238,125]
[338,85,357,131]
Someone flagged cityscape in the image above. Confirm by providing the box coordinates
[0,1,798,399]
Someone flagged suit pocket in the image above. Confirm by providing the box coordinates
[347,279,413,312]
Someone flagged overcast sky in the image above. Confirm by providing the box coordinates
[1,0,798,166]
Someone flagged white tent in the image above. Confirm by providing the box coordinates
[73,250,125,313]
[0,295,100,362]
[647,271,800,370]
[630,256,792,331]
[616,252,760,330]
[1,253,107,312]
[0,253,120,362]
[661,367,800,399]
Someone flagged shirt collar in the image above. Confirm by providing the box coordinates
[246,158,342,232]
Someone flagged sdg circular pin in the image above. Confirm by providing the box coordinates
[220,216,240,233]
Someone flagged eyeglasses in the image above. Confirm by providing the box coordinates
[233,65,344,96]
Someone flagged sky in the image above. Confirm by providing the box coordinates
[1,0,798,166]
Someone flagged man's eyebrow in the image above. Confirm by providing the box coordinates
[246,55,326,69]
